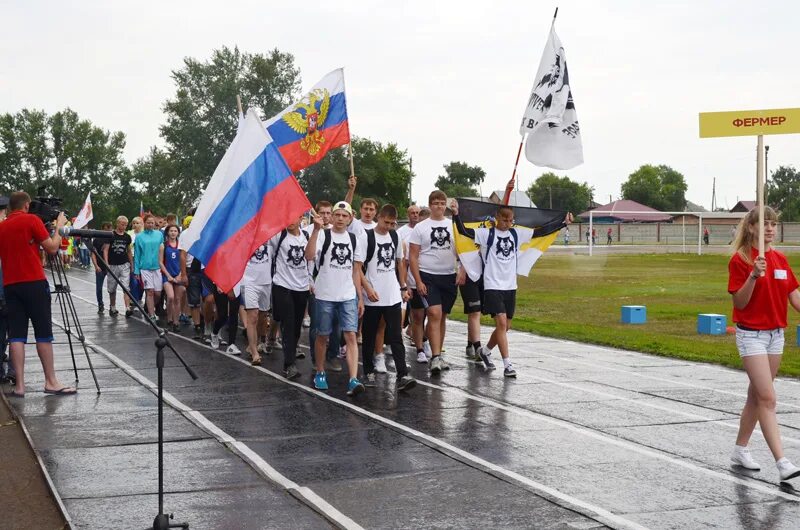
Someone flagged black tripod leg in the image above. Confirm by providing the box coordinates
[48,256,80,382]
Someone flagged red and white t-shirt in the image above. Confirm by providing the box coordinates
[728,248,799,329]
[0,211,51,286]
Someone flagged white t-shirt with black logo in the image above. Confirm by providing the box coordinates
[241,242,271,286]
[397,223,416,288]
[409,218,456,275]
[270,231,310,292]
[313,230,363,302]
[474,227,534,291]
[358,230,403,307]
[348,218,376,238]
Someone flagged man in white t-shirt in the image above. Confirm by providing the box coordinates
[409,190,457,376]
[452,201,571,377]
[239,240,272,361]
[305,201,365,396]
[348,198,378,237]
[397,204,431,364]
[270,216,311,380]
[356,204,416,392]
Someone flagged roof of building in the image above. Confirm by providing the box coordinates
[731,200,756,212]
[489,190,535,208]
[579,199,672,222]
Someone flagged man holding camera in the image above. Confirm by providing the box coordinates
[0,191,77,397]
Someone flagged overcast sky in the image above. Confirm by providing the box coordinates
[3,0,799,210]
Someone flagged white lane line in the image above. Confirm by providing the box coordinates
[444,320,800,410]
[59,286,645,530]
[63,276,800,512]
[50,318,363,530]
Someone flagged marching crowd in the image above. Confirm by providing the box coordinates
[1,175,562,398]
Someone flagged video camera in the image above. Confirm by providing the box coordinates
[28,186,68,225]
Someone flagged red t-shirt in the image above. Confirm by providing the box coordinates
[728,247,799,329]
[0,211,50,286]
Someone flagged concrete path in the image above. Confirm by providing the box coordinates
[6,266,800,529]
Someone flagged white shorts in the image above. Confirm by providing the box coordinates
[107,263,131,293]
[735,327,784,357]
[140,269,163,292]
[241,284,271,311]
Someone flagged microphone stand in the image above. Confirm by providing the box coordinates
[87,242,197,529]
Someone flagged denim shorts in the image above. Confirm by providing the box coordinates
[315,298,358,335]
[735,327,784,357]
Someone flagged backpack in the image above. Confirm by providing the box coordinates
[313,228,356,279]
[362,228,401,283]
[483,227,519,265]
[272,229,309,277]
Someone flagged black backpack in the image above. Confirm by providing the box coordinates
[272,229,309,277]
[313,228,357,278]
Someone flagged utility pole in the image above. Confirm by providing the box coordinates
[711,177,716,211]
[549,186,552,209]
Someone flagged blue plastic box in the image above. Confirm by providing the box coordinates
[697,314,726,335]
[621,305,646,324]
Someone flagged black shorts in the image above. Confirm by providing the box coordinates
[482,289,516,319]
[409,289,425,310]
[459,276,484,314]
[6,280,53,343]
[419,272,457,314]
[187,272,203,307]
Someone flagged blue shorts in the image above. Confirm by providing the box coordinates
[315,298,358,335]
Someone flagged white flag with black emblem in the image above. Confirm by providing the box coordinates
[519,24,583,170]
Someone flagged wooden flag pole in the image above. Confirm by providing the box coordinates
[504,138,525,204]
[236,95,243,115]
[756,134,765,259]
[348,143,356,178]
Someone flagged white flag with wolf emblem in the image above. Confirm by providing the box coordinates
[519,24,583,170]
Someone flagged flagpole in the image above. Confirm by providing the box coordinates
[505,137,525,204]
[348,143,355,178]
[236,95,243,116]
[756,134,765,258]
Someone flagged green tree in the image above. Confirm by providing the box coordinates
[299,137,413,210]
[434,161,485,198]
[159,46,301,197]
[621,164,687,211]
[0,108,127,224]
[527,172,594,212]
[768,165,800,221]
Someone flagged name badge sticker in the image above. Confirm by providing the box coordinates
[774,269,788,280]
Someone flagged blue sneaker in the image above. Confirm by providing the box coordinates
[313,372,328,390]
[347,377,365,397]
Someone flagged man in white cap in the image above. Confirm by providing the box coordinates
[305,201,365,397]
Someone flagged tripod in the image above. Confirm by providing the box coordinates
[83,242,197,529]
[46,250,101,393]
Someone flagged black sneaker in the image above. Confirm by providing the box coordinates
[97,306,104,315]
[284,364,300,380]
[125,309,133,318]
[361,373,377,387]
[109,308,119,316]
[397,375,417,392]
[504,365,517,378]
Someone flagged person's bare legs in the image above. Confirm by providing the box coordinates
[246,308,260,361]
[163,282,176,323]
[12,341,75,394]
[426,305,443,356]
[411,308,425,350]
[343,331,359,379]
[145,288,155,317]
[738,355,784,460]
[467,311,481,345]
[439,313,447,352]
[487,314,511,359]
[375,317,386,355]
[315,334,329,372]
[737,354,782,451]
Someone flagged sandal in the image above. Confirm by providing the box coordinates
[251,357,262,366]
[44,387,78,396]
[6,389,24,398]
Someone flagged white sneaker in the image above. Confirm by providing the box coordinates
[423,341,432,360]
[777,458,800,481]
[302,316,311,328]
[374,354,388,374]
[730,447,760,470]
[226,344,241,355]
[210,333,220,349]
[257,342,269,355]
[417,351,428,364]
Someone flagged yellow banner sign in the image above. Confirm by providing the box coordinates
[699,107,800,138]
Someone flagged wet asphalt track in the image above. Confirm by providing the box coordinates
[6,266,800,529]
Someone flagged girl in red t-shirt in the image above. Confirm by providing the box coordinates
[728,206,800,481]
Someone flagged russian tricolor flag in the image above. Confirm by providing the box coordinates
[180,109,312,292]
[265,68,350,173]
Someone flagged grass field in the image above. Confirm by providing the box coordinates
[451,252,800,376]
